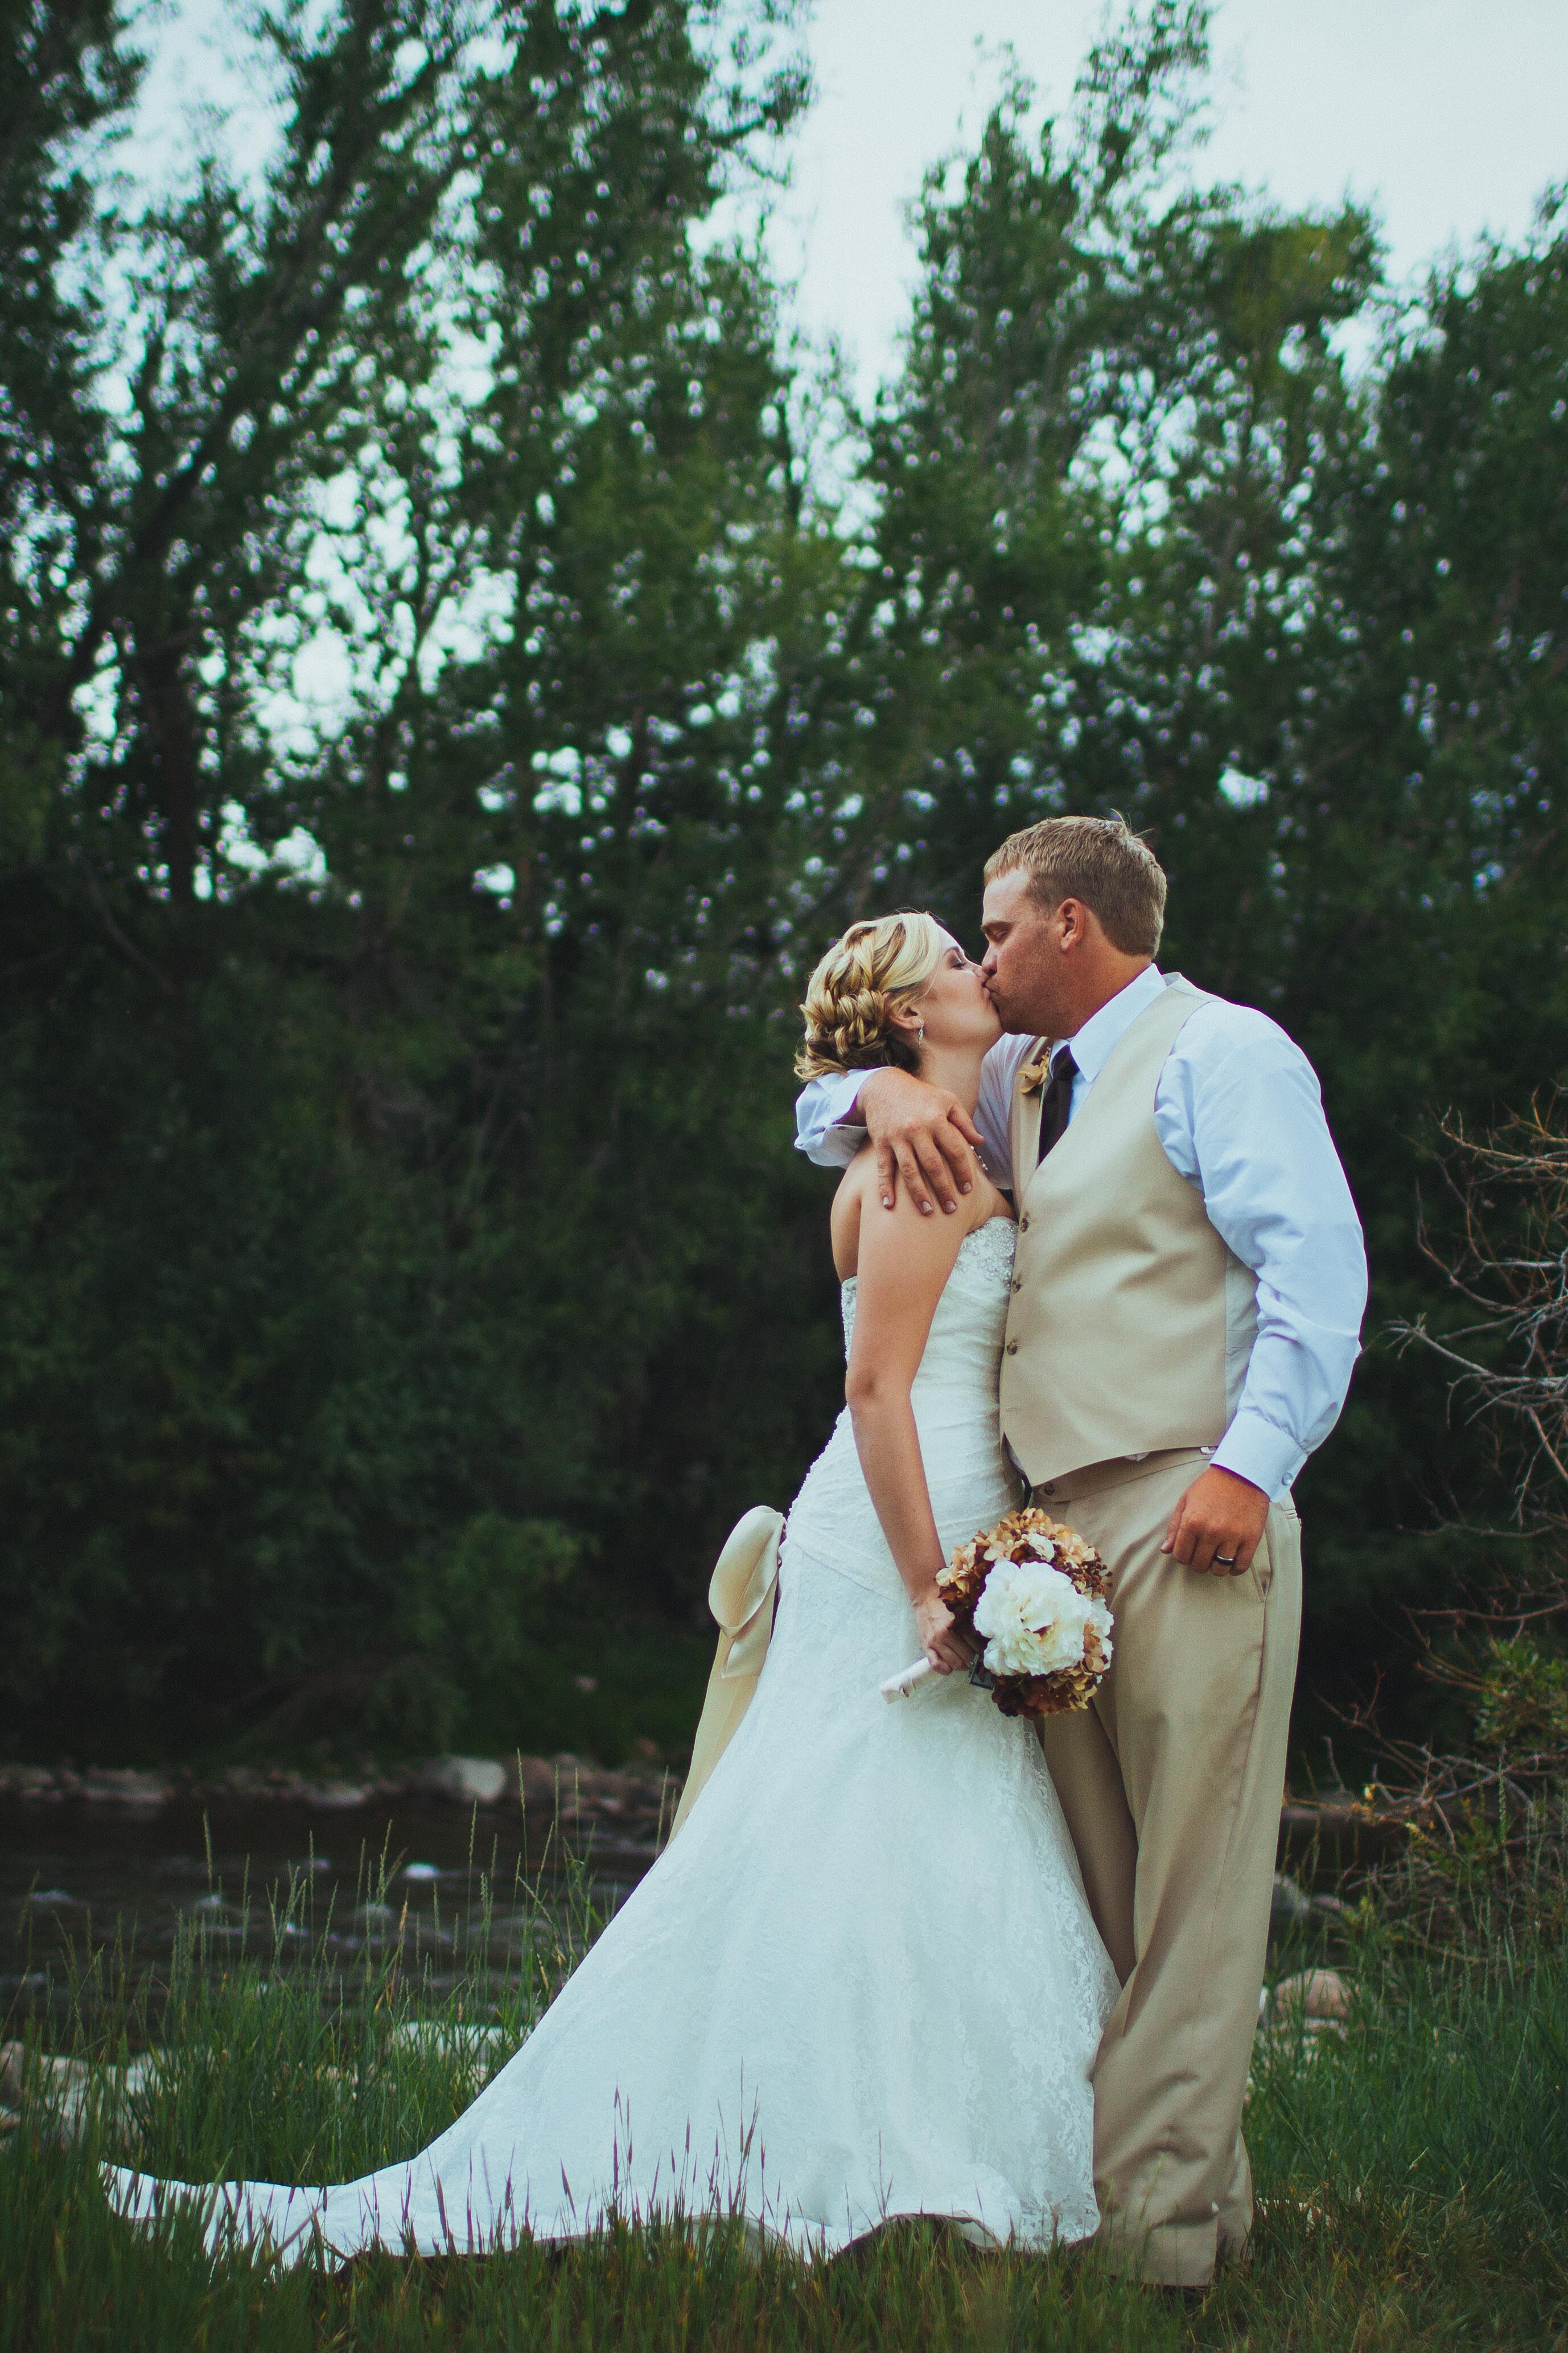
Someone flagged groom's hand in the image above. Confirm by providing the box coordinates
[1160,1466,1270,1578]
[860,1068,985,1216]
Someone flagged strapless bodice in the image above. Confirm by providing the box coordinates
[840,1216,1016,1393]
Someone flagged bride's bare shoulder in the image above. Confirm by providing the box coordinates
[829,1144,876,1280]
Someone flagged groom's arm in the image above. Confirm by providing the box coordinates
[795,1069,983,1212]
[1157,1007,1367,1570]
[795,1038,1026,1207]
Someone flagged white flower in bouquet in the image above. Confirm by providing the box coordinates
[972,1561,1114,1680]
[882,1505,1114,1716]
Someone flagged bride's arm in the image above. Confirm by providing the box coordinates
[843,1188,979,1674]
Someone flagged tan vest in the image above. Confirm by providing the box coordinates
[1000,977,1258,1485]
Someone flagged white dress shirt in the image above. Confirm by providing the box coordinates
[794,967,1368,1499]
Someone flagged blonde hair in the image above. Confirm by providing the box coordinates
[984,814,1166,957]
[795,912,947,1080]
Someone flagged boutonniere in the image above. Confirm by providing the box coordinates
[1019,1045,1052,1098]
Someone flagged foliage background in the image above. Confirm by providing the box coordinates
[3,0,1566,1763]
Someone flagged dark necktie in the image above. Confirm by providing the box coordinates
[1036,1047,1079,1162]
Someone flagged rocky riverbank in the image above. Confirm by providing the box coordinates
[0,1754,680,1845]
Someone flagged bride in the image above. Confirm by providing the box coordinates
[109,911,1117,2264]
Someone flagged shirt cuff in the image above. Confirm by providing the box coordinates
[1211,1412,1304,1502]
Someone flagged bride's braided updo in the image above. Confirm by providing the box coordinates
[795,911,946,1080]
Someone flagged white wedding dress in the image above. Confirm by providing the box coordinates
[109,1216,1117,2263]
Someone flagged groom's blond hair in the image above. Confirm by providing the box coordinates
[985,814,1166,957]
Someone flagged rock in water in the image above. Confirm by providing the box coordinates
[1270,1968,1352,2023]
[390,2020,512,2084]
[515,1754,562,1815]
[302,1782,370,1809]
[419,1755,508,1806]
[81,1770,168,1808]
[0,2042,161,2138]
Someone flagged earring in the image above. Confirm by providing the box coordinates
[915,1022,925,1042]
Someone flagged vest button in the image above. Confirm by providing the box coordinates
[1019,1215,1030,1232]
[1011,1277,1022,1292]
[1005,1340,1019,1355]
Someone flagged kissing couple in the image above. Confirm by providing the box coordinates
[110,816,1367,2292]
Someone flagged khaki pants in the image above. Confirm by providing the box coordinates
[1034,1449,1302,2289]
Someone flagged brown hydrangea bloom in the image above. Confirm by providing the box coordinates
[937,1505,1113,1721]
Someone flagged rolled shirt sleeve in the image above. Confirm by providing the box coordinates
[794,1070,869,1168]
[1154,1008,1368,1497]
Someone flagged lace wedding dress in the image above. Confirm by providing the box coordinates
[109,1215,1117,2263]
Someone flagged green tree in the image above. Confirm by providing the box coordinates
[0,0,831,1756]
[0,0,142,862]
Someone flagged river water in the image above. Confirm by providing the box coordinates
[0,1796,658,2044]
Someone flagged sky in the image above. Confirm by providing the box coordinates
[133,2,1568,405]
[768,0,1568,400]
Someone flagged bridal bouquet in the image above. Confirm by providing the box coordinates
[881,1507,1114,1719]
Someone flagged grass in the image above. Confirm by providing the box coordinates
[3,1841,1567,2352]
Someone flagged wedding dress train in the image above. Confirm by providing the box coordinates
[109,1216,1117,2262]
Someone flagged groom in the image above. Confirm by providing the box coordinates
[795,815,1367,2288]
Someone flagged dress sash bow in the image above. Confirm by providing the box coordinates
[666,1506,783,1841]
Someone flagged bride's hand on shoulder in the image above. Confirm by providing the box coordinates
[915,1589,973,1676]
